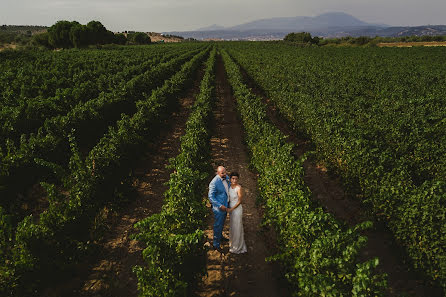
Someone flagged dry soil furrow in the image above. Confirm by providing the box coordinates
[42,70,203,297]
[194,56,289,297]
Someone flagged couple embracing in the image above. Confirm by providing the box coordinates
[208,166,247,254]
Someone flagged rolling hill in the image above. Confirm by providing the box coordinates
[166,12,446,40]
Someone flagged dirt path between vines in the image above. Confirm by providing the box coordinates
[42,70,203,297]
[193,57,290,297]
[236,65,443,297]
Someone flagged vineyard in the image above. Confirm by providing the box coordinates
[0,42,444,297]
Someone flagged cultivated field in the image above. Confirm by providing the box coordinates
[0,42,444,297]
[378,41,446,47]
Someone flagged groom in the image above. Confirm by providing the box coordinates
[208,165,230,251]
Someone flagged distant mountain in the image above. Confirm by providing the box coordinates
[196,24,226,31]
[167,12,445,40]
[227,12,377,32]
[308,25,446,38]
[372,25,446,37]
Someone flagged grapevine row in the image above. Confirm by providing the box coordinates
[0,46,192,142]
[0,45,185,107]
[0,47,209,296]
[133,47,216,297]
[0,47,203,211]
[224,43,445,290]
[221,49,386,296]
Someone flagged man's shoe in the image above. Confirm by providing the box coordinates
[221,236,229,242]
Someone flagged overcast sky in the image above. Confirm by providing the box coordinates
[1,0,445,32]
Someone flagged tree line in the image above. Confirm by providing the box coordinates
[284,32,446,46]
[33,20,151,49]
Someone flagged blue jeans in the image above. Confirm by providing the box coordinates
[212,208,227,248]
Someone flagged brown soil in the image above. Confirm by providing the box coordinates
[0,43,18,51]
[14,183,48,219]
[148,32,183,43]
[236,64,443,296]
[193,56,290,297]
[42,70,203,297]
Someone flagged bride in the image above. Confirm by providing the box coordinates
[226,172,247,254]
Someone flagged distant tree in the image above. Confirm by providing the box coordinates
[284,32,319,44]
[0,31,16,44]
[128,32,151,45]
[407,35,421,42]
[112,33,127,45]
[419,35,443,42]
[45,20,122,48]
[86,20,109,44]
[34,20,157,48]
[48,20,78,48]
[113,33,127,45]
[164,34,184,39]
[69,23,90,48]
[13,34,28,45]
[31,32,51,48]
[351,36,372,45]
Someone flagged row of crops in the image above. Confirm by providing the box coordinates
[222,42,445,291]
[0,43,209,296]
[129,44,444,296]
[222,49,386,296]
[1,44,203,208]
[133,47,216,296]
[0,46,195,142]
[0,41,443,296]
[130,47,391,297]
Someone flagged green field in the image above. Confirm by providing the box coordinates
[0,43,444,296]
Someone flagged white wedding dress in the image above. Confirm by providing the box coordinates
[229,186,247,254]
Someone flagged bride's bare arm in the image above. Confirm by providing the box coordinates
[229,186,243,211]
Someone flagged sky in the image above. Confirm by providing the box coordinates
[1,0,445,32]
